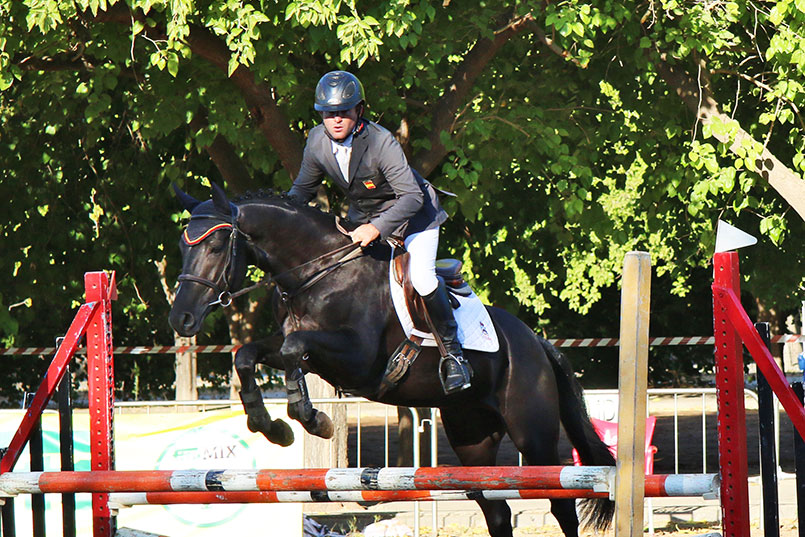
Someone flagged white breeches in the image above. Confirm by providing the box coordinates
[404,227,440,296]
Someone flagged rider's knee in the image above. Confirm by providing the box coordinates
[409,266,438,296]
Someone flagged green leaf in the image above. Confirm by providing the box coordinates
[227,55,239,77]
[0,71,13,91]
[167,52,179,77]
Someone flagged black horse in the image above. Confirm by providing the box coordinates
[169,184,615,537]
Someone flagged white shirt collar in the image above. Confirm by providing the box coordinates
[331,134,353,182]
[331,133,354,153]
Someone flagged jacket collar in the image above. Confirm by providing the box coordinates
[348,119,370,182]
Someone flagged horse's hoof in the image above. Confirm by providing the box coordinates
[247,414,295,446]
[305,410,334,439]
[268,419,295,447]
[246,413,271,435]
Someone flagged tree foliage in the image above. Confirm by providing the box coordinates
[2,0,805,398]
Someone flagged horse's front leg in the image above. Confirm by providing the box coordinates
[280,329,357,439]
[235,335,294,447]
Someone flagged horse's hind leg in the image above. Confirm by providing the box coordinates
[503,392,579,537]
[440,407,513,537]
[234,336,294,447]
[513,438,579,537]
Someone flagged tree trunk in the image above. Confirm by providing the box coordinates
[225,298,264,398]
[155,257,199,402]
[657,56,805,222]
[756,297,784,362]
[302,376,347,468]
[396,407,433,467]
[174,335,198,401]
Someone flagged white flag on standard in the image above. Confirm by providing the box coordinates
[715,220,757,253]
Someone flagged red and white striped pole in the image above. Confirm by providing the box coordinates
[105,472,718,506]
[0,334,801,356]
[0,466,610,494]
[109,489,608,506]
[0,468,718,497]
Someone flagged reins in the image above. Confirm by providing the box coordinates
[228,241,363,304]
[179,215,365,322]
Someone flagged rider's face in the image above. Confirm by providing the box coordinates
[321,107,359,141]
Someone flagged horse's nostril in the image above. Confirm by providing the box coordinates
[169,309,200,337]
[181,312,195,329]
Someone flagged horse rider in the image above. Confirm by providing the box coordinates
[287,70,472,394]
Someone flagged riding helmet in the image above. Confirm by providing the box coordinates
[314,71,365,112]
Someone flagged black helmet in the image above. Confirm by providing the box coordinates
[314,71,365,112]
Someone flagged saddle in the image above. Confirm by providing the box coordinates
[392,251,472,332]
[378,252,473,396]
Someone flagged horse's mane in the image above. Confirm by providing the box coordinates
[233,189,323,213]
[232,188,302,206]
[231,189,352,231]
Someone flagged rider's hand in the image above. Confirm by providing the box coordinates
[350,223,381,247]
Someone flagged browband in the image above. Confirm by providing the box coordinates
[183,222,233,245]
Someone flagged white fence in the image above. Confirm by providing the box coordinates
[114,387,762,473]
[110,387,775,535]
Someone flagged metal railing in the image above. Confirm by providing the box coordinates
[112,387,761,535]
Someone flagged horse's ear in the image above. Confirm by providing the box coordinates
[210,182,233,217]
[172,183,201,212]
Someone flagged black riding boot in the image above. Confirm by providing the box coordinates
[422,281,472,394]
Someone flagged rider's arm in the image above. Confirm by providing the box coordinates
[287,134,326,204]
[369,131,424,239]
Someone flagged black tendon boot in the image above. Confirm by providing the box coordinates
[422,280,472,394]
[238,388,294,446]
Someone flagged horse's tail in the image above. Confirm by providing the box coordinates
[539,337,615,532]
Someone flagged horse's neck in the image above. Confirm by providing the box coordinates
[240,201,349,279]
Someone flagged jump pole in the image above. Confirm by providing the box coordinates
[614,251,651,537]
[0,468,719,495]
[109,489,610,506]
[0,466,612,494]
[106,471,721,506]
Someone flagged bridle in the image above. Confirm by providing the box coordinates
[177,215,242,308]
[177,213,365,326]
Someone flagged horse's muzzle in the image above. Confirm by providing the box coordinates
[169,309,201,337]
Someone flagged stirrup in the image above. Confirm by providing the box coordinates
[439,353,472,394]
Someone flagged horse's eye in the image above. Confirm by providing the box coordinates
[209,239,227,254]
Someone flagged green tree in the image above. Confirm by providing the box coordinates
[2,0,805,396]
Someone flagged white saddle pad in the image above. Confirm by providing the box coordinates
[388,253,499,353]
